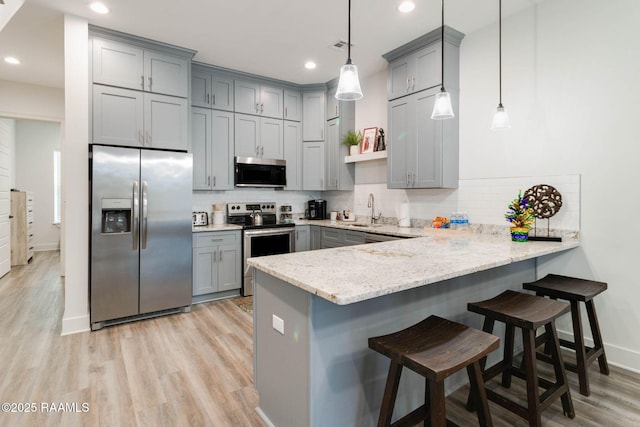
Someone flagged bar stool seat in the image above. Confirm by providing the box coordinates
[467,290,575,427]
[369,315,499,427]
[523,274,609,396]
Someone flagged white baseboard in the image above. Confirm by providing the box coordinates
[255,407,275,427]
[557,329,640,374]
[34,243,60,252]
[61,313,90,336]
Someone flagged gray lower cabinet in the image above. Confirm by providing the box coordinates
[191,107,234,190]
[191,65,234,111]
[192,231,241,296]
[320,227,365,249]
[310,226,321,250]
[387,87,458,189]
[302,141,325,190]
[284,121,302,190]
[295,225,310,252]
[235,114,284,159]
[93,85,188,151]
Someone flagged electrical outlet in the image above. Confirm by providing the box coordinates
[272,314,284,335]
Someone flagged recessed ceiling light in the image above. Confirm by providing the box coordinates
[304,61,317,70]
[89,2,109,14]
[4,57,20,65]
[398,1,415,13]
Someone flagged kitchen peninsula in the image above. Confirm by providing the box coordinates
[248,228,579,426]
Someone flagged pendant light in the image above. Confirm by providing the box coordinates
[431,0,454,120]
[335,0,363,100]
[491,0,511,129]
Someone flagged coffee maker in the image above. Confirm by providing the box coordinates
[306,199,326,220]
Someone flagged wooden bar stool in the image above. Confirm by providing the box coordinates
[523,274,609,396]
[467,290,575,427]
[368,315,499,427]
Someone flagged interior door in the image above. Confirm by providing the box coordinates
[139,149,192,314]
[0,121,11,277]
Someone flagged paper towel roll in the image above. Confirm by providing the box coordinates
[398,203,410,227]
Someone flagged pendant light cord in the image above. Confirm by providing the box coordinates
[347,0,352,64]
[498,0,503,106]
[440,0,445,90]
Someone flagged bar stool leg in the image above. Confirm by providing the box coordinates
[467,317,495,411]
[502,324,516,388]
[522,328,542,427]
[569,300,590,396]
[428,378,446,427]
[378,360,402,427]
[586,300,610,375]
[467,361,493,427]
[546,321,575,419]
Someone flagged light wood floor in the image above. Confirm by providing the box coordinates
[1,251,640,426]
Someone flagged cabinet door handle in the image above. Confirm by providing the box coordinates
[256,102,260,113]
[208,176,211,186]
[206,93,210,104]
[335,178,338,189]
[213,176,216,187]
[321,128,324,139]
[261,146,264,156]
[211,238,224,242]
[261,103,264,114]
[146,130,151,145]
[213,93,216,105]
[148,77,152,91]
[406,171,410,185]
[285,107,288,118]
[406,78,410,92]
[219,250,223,262]
[141,75,144,89]
[412,77,415,91]
[213,250,217,262]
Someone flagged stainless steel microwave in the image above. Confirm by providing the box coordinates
[234,157,286,188]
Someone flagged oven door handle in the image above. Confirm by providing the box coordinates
[243,228,295,238]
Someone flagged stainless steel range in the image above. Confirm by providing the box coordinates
[227,202,295,296]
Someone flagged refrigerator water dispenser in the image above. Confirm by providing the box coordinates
[101,198,131,234]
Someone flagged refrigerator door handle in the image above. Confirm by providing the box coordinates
[132,180,139,250]
[141,180,148,249]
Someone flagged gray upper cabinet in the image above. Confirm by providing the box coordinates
[234,113,284,159]
[387,44,440,101]
[92,38,189,98]
[191,65,234,111]
[302,141,325,190]
[302,90,326,141]
[191,107,233,190]
[235,79,283,118]
[284,121,302,190]
[284,89,302,122]
[326,91,340,120]
[93,85,188,150]
[384,26,463,189]
[325,97,355,191]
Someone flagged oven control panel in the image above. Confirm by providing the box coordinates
[227,202,277,215]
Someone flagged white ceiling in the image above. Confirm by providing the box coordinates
[0,0,541,89]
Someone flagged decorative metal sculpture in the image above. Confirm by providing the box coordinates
[523,184,563,241]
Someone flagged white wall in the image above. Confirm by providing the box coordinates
[0,79,64,122]
[14,120,61,251]
[335,0,640,371]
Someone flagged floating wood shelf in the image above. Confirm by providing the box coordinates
[344,150,387,164]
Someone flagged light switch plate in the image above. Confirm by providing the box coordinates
[272,314,284,335]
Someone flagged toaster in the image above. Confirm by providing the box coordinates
[192,212,208,226]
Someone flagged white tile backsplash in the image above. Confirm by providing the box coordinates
[324,174,580,231]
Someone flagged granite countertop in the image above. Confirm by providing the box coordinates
[294,219,428,238]
[192,224,243,233]
[247,229,580,305]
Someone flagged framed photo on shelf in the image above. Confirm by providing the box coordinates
[361,127,378,154]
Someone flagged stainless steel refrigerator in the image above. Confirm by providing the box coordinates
[90,145,192,330]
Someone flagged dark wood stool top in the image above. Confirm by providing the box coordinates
[523,274,607,302]
[467,290,570,330]
[369,315,499,382]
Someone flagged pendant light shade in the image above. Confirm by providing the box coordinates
[336,0,363,100]
[431,89,455,120]
[491,0,511,129]
[431,0,454,120]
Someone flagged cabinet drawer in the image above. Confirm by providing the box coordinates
[321,228,341,242]
[193,231,239,248]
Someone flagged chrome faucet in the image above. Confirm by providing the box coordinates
[368,193,382,224]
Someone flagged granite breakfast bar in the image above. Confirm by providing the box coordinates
[248,228,579,427]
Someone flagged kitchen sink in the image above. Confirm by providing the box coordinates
[348,223,382,228]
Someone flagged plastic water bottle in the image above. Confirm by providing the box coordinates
[450,212,459,230]
[460,212,469,229]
